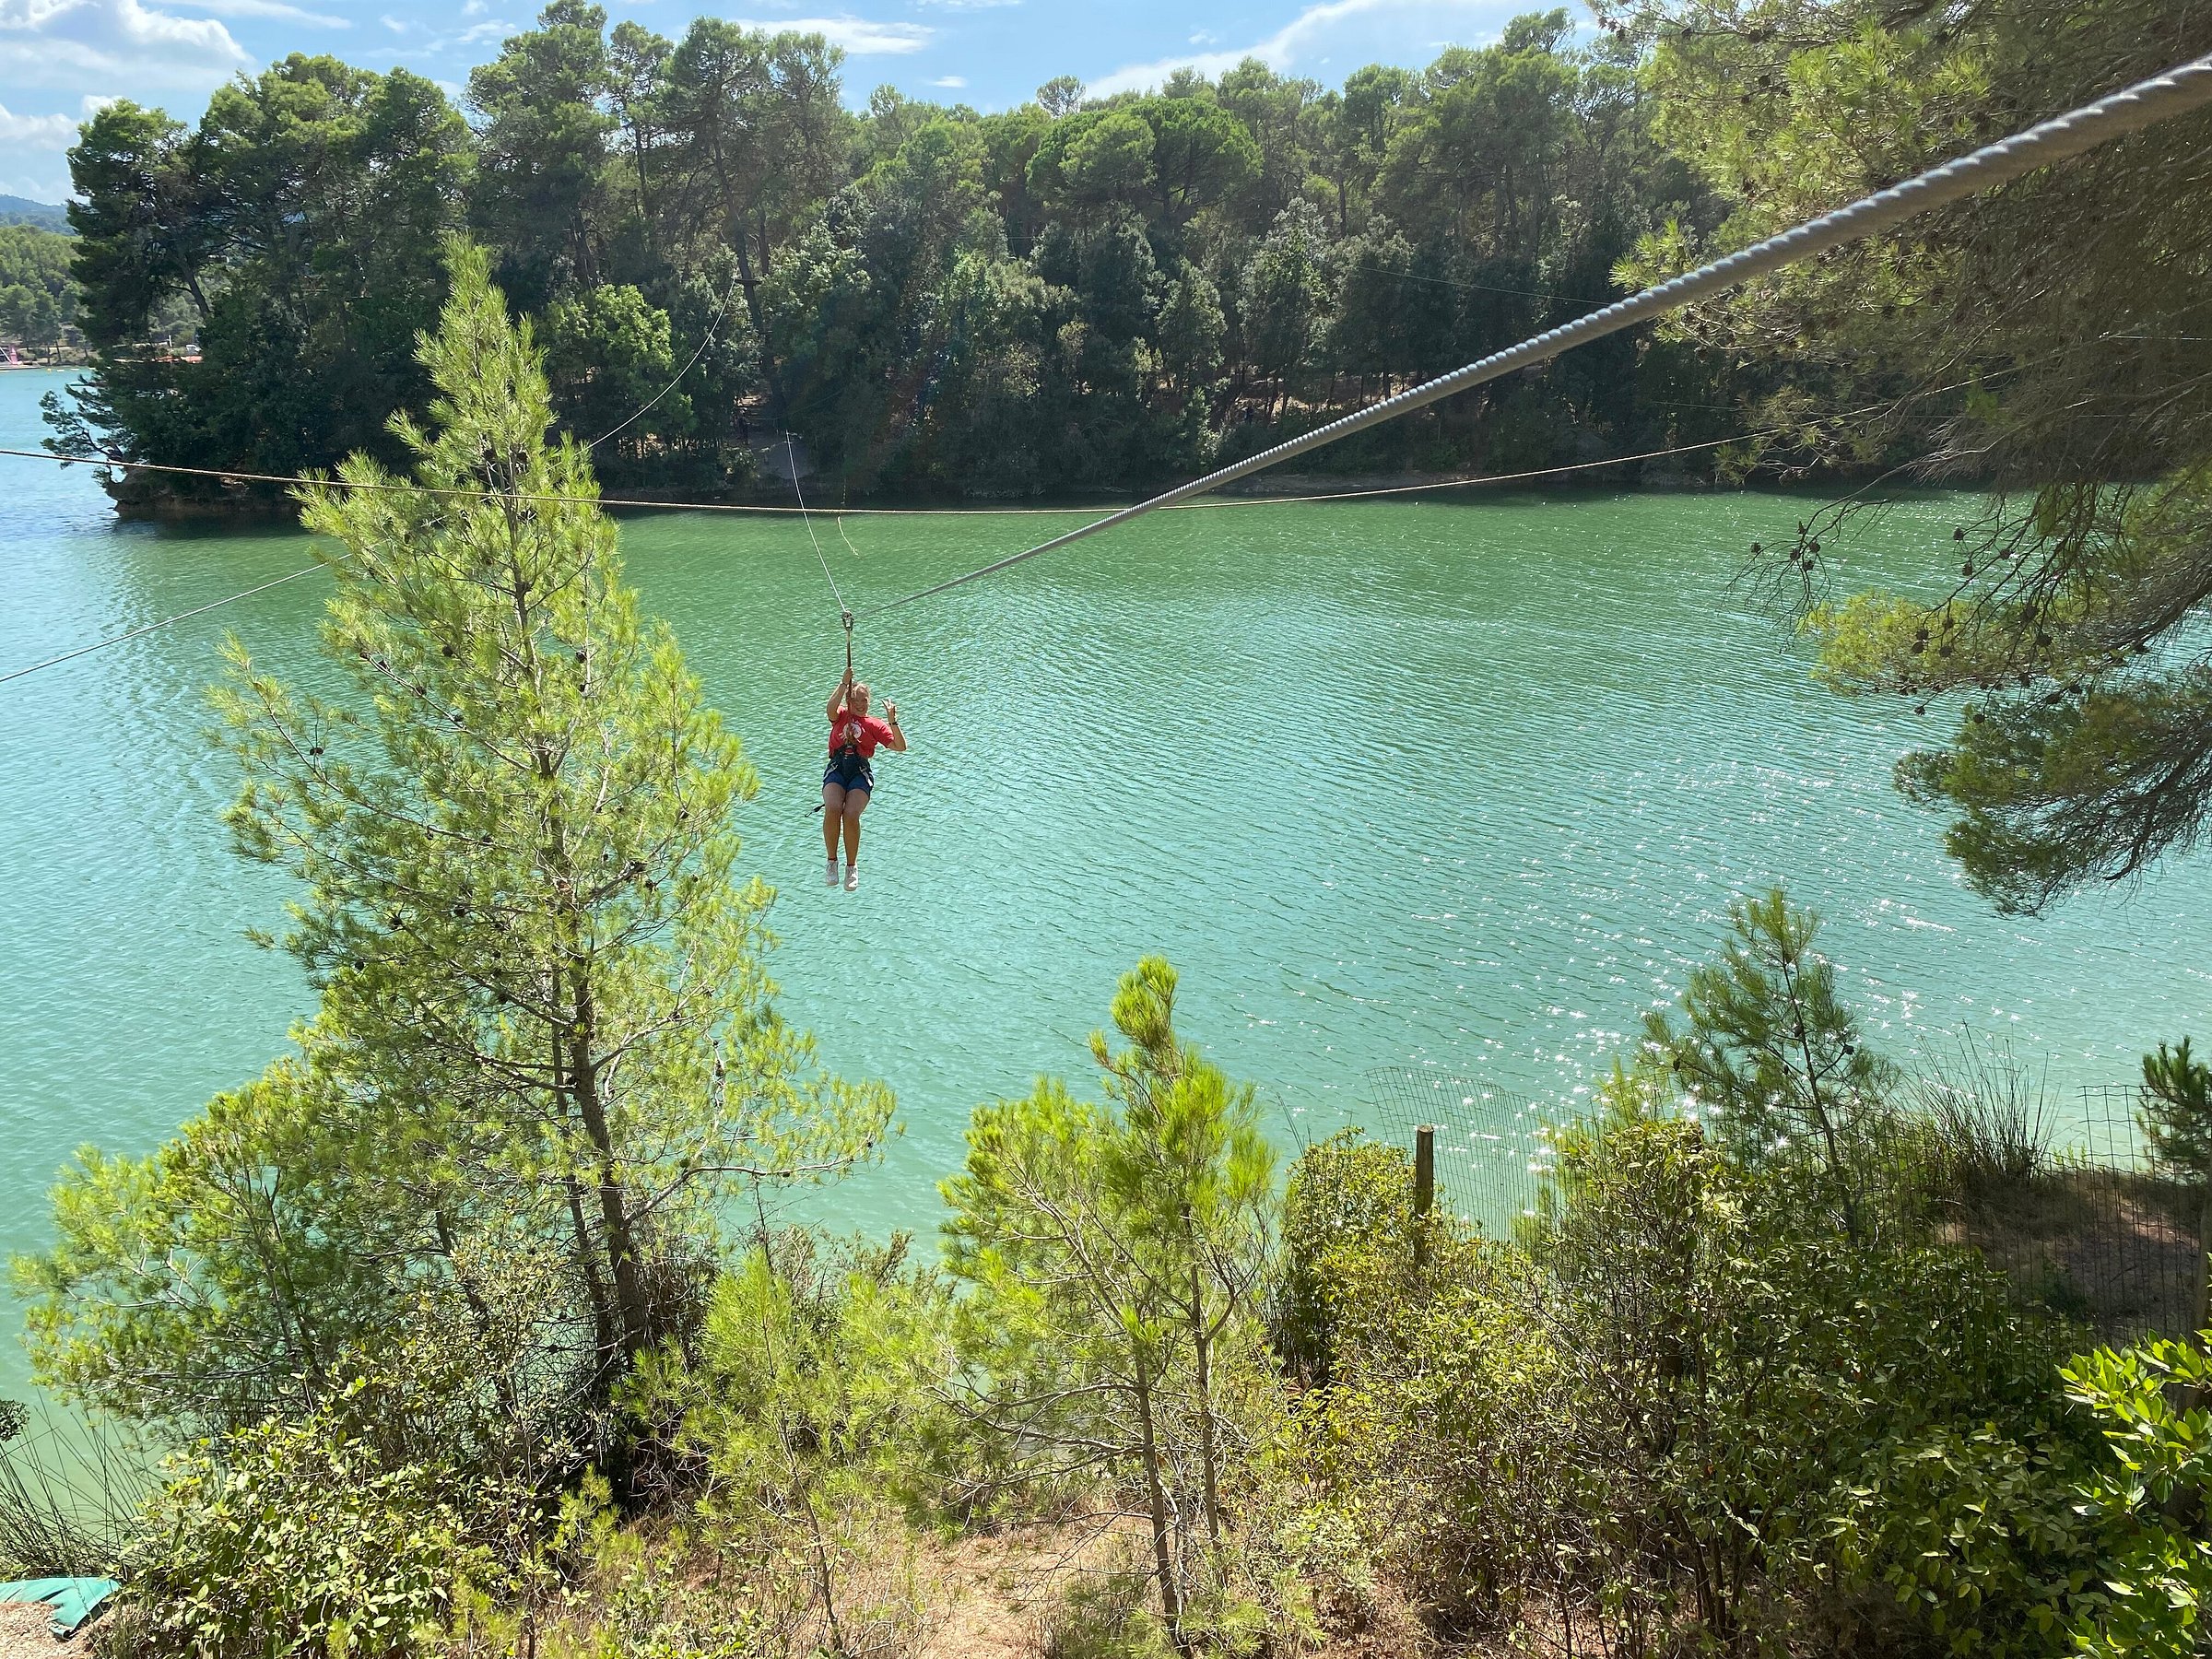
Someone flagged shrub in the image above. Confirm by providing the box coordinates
[1040,1571,1180,1659]
[643,1230,952,1659]
[123,1373,497,1658]
[1271,1128,1420,1386]
[1285,1077,2101,1655]
[941,959,1278,1640]
[1909,1030,2058,1199]
[2059,1333,2212,1658]
[0,1399,144,1580]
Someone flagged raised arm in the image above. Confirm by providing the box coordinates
[827,665,853,721]
[883,700,908,752]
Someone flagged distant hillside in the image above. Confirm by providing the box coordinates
[0,196,69,232]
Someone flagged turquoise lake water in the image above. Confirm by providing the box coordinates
[4,366,2207,1399]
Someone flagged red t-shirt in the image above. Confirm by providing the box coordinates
[829,709,895,759]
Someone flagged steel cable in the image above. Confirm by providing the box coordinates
[856,50,2212,620]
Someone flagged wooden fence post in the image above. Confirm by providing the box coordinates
[1414,1124,1436,1267]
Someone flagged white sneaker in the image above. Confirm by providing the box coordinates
[825,857,840,888]
[843,865,861,892]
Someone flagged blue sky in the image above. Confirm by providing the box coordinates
[0,0,1538,205]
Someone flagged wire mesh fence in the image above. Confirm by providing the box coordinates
[1363,1068,1554,1235]
[1356,1068,2206,1341]
[1942,1082,2205,1341]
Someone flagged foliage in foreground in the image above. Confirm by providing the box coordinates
[648,1231,952,1657]
[941,956,1283,1644]
[122,1368,518,1658]
[2059,1336,2212,1657]
[1273,891,2212,1659]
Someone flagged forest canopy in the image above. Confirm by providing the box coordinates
[55,8,1796,509]
[0,226,76,347]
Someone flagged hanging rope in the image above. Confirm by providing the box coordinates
[0,561,331,687]
[7,314,2201,526]
[0,502,465,688]
[783,432,849,634]
[853,49,2212,621]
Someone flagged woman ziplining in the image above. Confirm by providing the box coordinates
[786,442,907,891]
[822,631,905,892]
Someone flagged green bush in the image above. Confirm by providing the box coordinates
[1282,1080,2102,1654]
[1271,1128,1421,1386]
[123,1373,494,1657]
[2058,1334,2212,1658]
[1040,1571,1180,1659]
[629,1230,951,1658]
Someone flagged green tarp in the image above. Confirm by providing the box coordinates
[0,1576,120,1637]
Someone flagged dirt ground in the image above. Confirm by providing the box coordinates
[913,1528,1060,1659]
[0,1601,89,1659]
[909,1518,1467,1659]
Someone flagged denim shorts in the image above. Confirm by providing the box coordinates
[823,751,874,794]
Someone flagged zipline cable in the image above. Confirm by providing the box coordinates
[0,502,464,688]
[0,374,2112,688]
[0,561,331,687]
[854,49,2212,621]
[8,312,2197,525]
[0,367,2034,520]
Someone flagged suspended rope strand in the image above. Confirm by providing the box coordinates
[855,50,2212,621]
[0,317,2158,525]
[783,432,849,629]
[584,262,745,452]
[0,501,465,687]
[0,374,2101,688]
[0,561,331,687]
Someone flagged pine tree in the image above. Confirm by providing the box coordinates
[2141,1039,2212,1340]
[940,959,1275,1646]
[20,243,890,1439]
[1641,888,1895,1241]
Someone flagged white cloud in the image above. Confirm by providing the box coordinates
[730,14,931,53]
[0,99,77,147]
[912,0,1019,8]
[0,0,247,90]
[0,163,68,199]
[1088,0,1519,97]
[0,95,115,198]
[929,73,963,88]
[165,0,347,23]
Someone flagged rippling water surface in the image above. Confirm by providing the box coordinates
[5,367,2208,1394]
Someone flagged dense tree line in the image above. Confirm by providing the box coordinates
[0,226,76,347]
[54,6,1810,509]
